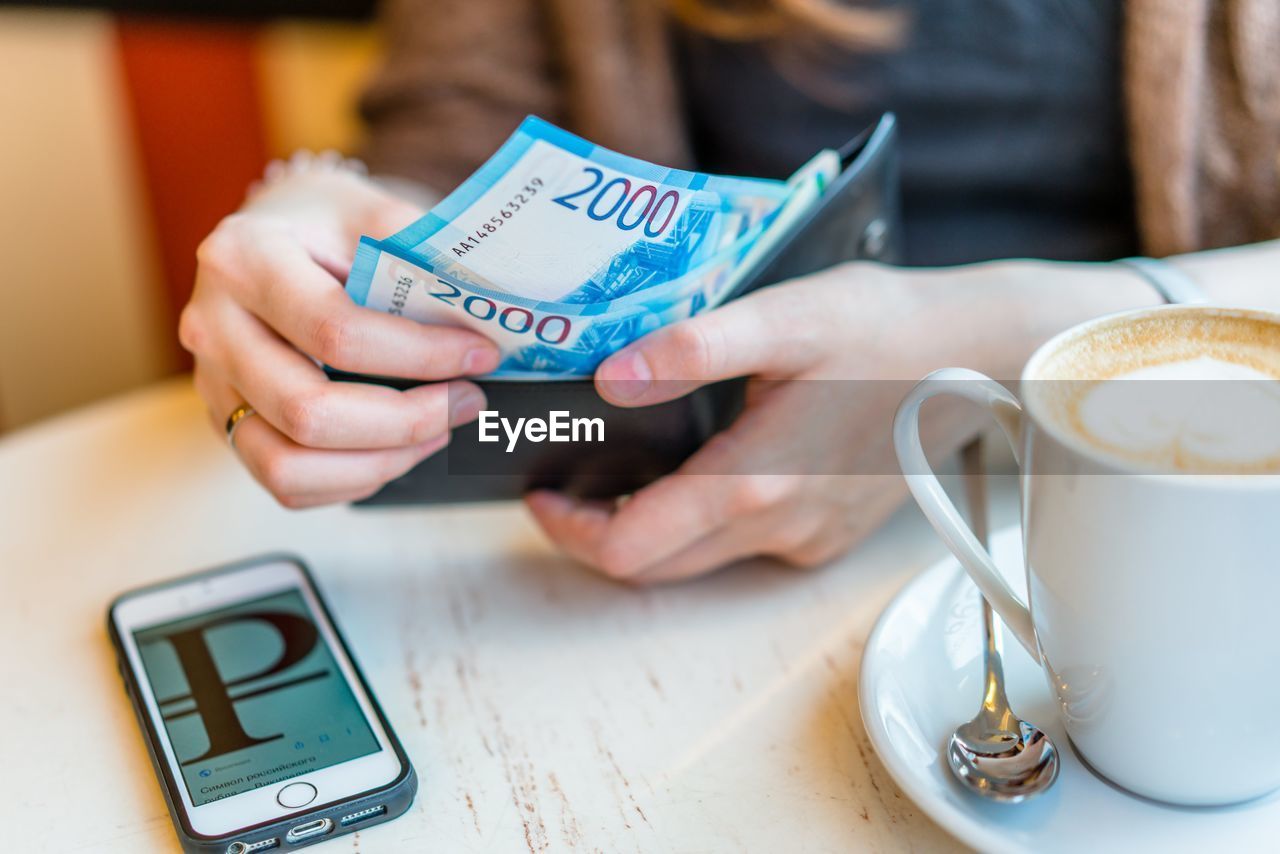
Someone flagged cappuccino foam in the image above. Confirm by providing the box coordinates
[1030,310,1280,474]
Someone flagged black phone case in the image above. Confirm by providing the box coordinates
[332,113,902,505]
[107,554,418,853]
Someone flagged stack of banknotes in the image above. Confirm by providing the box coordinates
[345,116,840,380]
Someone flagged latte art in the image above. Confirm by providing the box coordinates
[1029,309,1280,474]
[1076,357,1280,471]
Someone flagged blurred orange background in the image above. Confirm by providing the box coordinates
[0,6,380,433]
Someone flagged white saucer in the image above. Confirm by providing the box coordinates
[859,525,1280,854]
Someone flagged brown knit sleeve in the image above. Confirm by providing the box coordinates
[358,0,566,192]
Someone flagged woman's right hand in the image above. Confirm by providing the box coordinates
[180,153,500,508]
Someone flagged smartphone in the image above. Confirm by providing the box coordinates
[107,554,417,853]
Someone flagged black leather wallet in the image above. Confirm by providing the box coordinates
[338,113,902,505]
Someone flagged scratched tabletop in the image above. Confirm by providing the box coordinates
[0,379,1006,853]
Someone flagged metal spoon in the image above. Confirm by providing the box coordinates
[947,439,1059,803]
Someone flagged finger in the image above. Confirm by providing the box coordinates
[598,370,848,574]
[634,497,846,584]
[628,521,771,585]
[596,471,813,579]
[202,297,484,449]
[588,421,801,577]
[532,484,825,585]
[194,364,236,438]
[217,227,499,378]
[594,285,824,406]
[239,425,448,508]
[198,368,449,503]
[524,491,615,568]
[269,484,386,510]
[628,523,774,585]
[531,474,787,580]
[526,466,816,583]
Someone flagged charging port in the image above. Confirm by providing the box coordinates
[339,804,387,827]
[285,818,333,843]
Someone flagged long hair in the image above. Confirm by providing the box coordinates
[667,0,907,50]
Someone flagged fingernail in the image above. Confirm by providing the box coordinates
[450,388,485,424]
[598,350,652,401]
[463,347,498,374]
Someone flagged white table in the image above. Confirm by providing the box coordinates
[0,379,1014,853]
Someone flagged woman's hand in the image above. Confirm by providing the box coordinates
[525,259,1154,583]
[181,154,500,508]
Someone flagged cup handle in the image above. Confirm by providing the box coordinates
[893,367,1039,660]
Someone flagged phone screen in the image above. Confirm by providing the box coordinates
[133,588,380,806]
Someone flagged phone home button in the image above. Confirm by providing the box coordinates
[277,782,318,809]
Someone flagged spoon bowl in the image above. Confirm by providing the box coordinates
[948,718,1060,803]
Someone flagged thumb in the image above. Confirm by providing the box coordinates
[595,285,821,407]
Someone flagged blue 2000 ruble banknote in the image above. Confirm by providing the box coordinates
[345,116,838,379]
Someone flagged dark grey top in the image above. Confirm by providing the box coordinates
[674,0,1138,266]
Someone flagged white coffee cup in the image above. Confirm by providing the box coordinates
[893,304,1280,805]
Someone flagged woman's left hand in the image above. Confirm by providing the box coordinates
[525,261,1035,584]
